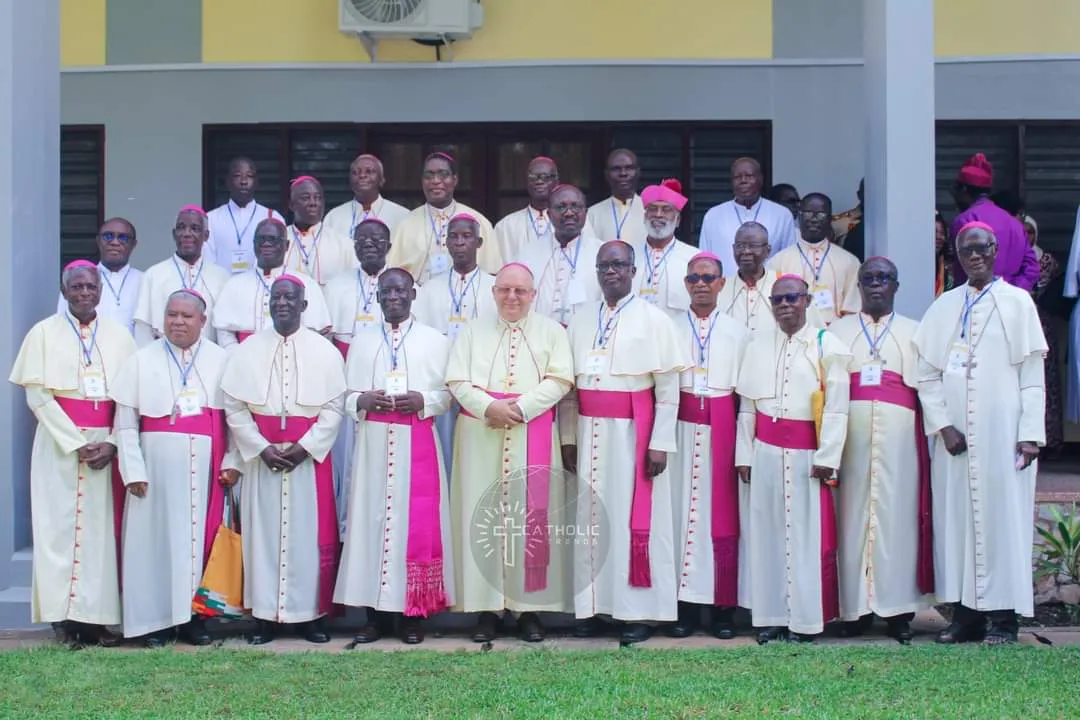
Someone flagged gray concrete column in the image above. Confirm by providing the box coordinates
[863,0,936,318]
[0,0,61,588]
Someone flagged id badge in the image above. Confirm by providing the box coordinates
[946,342,969,375]
[230,251,250,273]
[860,361,883,387]
[384,370,408,395]
[355,314,376,330]
[447,316,466,341]
[175,388,202,417]
[585,349,609,375]
[811,285,834,310]
[565,276,587,306]
[693,367,709,393]
[82,370,106,400]
[429,252,451,276]
[638,287,659,303]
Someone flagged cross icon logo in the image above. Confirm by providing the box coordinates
[492,512,528,568]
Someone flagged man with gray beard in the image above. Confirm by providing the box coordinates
[632,180,699,324]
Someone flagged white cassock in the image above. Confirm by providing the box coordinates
[284,222,355,287]
[672,309,748,607]
[632,237,698,325]
[387,203,502,286]
[830,313,933,621]
[767,239,861,324]
[565,296,689,622]
[1063,204,1080,422]
[111,338,233,638]
[519,233,603,327]
[212,267,332,350]
[913,281,1047,616]
[735,324,851,634]
[495,206,553,264]
[205,200,285,274]
[698,197,798,279]
[718,269,825,337]
[220,327,346,623]
[446,312,575,613]
[334,318,456,615]
[134,255,231,346]
[586,195,646,246]
[324,196,412,239]
[55,263,142,335]
[8,312,137,625]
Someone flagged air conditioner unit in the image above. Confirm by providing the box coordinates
[340,0,484,39]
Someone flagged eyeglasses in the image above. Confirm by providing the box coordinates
[255,234,284,245]
[422,170,454,181]
[527,173,558,183]
[732,241,769,252]
[596,261,634,272]
[100,231,133,244]
[494,286,532,297]
[859,272,896,286]
[957,242,996,257]
[769,292,808,305]
[551,202,586,214]
[685,273,720,285]
[607,164,639,174]
[800,211,829,220]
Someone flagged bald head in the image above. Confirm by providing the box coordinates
[350,154,385,204]
[378,268,416,325]
[227,157,258,207]
[493,263,536,322]
[290,177,325,225]
[605,148,640,201]
[731,157,764,205]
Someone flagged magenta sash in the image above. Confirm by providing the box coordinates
[578,388,655,588]
[365,409,448,618]
[754,411,839,623]
[459,390,556,592]
[54,396,125,578]
[332,338,350,361]
[139,409,227,569]
[251,413,338,616]
[236,331,254,343]
[849,370,935,594]
[678,392,739,606]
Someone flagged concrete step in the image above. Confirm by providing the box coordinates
[0,586,42,631]
[9,548,31,588]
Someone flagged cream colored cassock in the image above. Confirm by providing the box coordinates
[632,237,699,325]
[736,324,851,634]
[519,233,603,327]
[324,196,412,238]
[212,267,332,349]
[673,309,749,606]
[913,281,1047,617]
[134,255,231,346]
[718,269,826,337]
[284,222,355,287]
[110,338,233,638]
[387,203,502,286]
[220,327,346,623]
[565,296,688,622]
[587,195,646,246]
[830,313,932,621]
[767,240,861,324]
[446,312,575,613]
[333,318,456,612]
[495,206,554,264]
[8,312,137,626]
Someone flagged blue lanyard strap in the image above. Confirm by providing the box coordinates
[961,281,995,341]
[164,340,201,388]
[381,320,414,370]
[350,199,377,236]
[254,267,273,295]
[357,271,376,313]
[594,296,633,348]
[172,256,204,292]
[559,237,582,273]
[686,310,721,366]
[858,313,894,359]
[66,316,98,366]
[610,198,634,239]
[644,241,677,285]
[291,225,323,266]
[100,266,130,307]
[528,208,550,241]
[796,242,831,285]
[227,203,258,247]
[732,200,762,225]
[448,268,480,317]
[427,205,455,248]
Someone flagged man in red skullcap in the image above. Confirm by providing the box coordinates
[324,154,411,239]
[951,153,1039,291]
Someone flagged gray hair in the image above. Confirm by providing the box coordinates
[61,264,99,290]
[166,289,207,315]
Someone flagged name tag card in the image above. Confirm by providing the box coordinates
[230,251,250,273]
[355,314,376,330]
[82,370,107,400]
[638,287,658,302]
[860,361,883,387]
[384,370,408,396]
[175,389,202,418]
[585,349,609,375]
[429,252,451,276]
[447,315,466,341]
[692,367,709,394]
[566,277,587,306]
[811,285,834,311]
[945,343,969,376]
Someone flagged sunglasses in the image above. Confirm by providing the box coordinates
[859,272,896,286]
[957,243,996,257]
[685,273,720,284]
[100,231,133,244]
[769,292,808,305]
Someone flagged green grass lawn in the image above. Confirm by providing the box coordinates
[0,644,1076,718]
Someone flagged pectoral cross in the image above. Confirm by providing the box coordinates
[965,356,977,380]
[503,375,516,388]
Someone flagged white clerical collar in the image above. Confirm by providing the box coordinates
[611,195,636,207]
[259,265,285,278]
[354,196,383,214]
[798,237,829,252]
[736,268,770,290]
[175,254,203,269]
[64,307,97,328]
[499,314,528,330]
[645,237,675,251]
[733,196,762,211]
[860,311,894,325]
[228,198,257,215]
[454,266,480,280]
[606,293,635,312]
[98,262,131,278]
[166,337,202,358]
[293,221,323,234]
[361,265,385,280]
[427,202,457,217]
[382,316,414,332]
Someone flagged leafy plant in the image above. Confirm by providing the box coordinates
[1035,503,1080,584]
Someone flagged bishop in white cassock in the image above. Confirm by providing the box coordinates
[324,154,411,238]
[111,290,233,647]
[334,269,454,646]
[446,263,575,644]
[387,152,502,285]
[768,193,861,325]
[698,158,798,279]
[55,218,142,335]
[9,261,137,646]
[586,148,645,246]
[667,253,749,641]
[213,218,332,349]
[633,179,699,324]
[735,275,851,642]
[134,205,231,347]
[830,258,932,644]
[520,184,603,328]
[914,222,1047,645]
[564,241,689,645]
[205,157,285,275]
[283,176,355,287]
[495,156,566,263]
[220,276,347,645]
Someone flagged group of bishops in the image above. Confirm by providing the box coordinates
[11,148,1046,648]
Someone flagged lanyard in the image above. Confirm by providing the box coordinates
[858,313,894,359]
[686,310,720,366]
[449,268,480,317]
[644,241,677,286]
[961,281,995,341]
[731,200,762,225]
[227,203,258,247]
[528,208,551,241]
[559,238,582,274]
[796,242,831,285]
[357,271,377,314]
[66,315,98,366]
[594,296,633,348]
[291,225,323,268]
[350,198,378,236]
[164,340,201,388]
[610,198,634,240]
[100,266,130,308]
[427,204,455,248]
[381,320,414,370]
[172,256,204,292]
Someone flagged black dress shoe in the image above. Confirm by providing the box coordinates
[248,620,277,645]
[144,630,172,649]
[52,621,76,645]
[619,623,651,645]
[180,616,213,646]
[573,617,606,638]
[789,632,816,643]
[757,626,788,645]
[839,620,865,638]
[517,612,545,643]
[666,602,699,638]
[886,617,913,644]
[352,623,382,645]
[936,620,985,645]
[471,612,499,643]
[711,606,736,640]
[74,623,122,648]
[400,619,425,644]
[301,619,331,644]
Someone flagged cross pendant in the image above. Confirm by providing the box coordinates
[965,357,977,379]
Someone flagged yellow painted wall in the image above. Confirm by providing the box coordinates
[936,0,1080,56]
[60,0,106,67]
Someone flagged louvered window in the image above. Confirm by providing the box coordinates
[289,128,363,213]
[688,126,771,245]
[60,126,105,268]
[202,126,284,213]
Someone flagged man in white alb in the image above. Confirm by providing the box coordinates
[205,156,285,275]
[324,153,411,238]
[284,175,354,287]
[494,155,560,263]
[586,148,645,246]
[56,218,142,335]
[633,179,698,324]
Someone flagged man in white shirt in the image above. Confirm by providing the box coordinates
[494,156,560,263]
[205,157,285,275]
[56,218,142,335]
[698,158,797,280]
[324,154,411,238]
[586,148,645,246]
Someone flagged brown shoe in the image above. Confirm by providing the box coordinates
[401,619,425,645]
